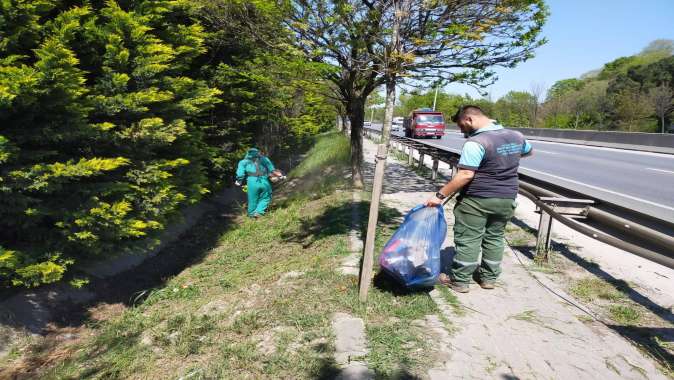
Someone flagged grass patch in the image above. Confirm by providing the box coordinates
[569,277,626,302]
[435,285,465,317]
[391,149,409,163]
[608,305,642,325]
[7,131,447,380]
[509,309,538,323]
[508,235,531,247]
[289,131,350,178]
[507,309,565,335]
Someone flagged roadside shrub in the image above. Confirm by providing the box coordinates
[0,0,219,287]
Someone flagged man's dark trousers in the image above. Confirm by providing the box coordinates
[451,196,516,284]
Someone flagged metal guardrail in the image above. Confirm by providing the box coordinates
[442,124,674,154]
[363,127,674,270]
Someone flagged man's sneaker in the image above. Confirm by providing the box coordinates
[438,273,469,293]
[478,280,496,290]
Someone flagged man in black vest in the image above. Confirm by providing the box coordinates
[425,106,533,293]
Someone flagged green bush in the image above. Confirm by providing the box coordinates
[0,0,219,287]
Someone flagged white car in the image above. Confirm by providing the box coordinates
[391,117,404,132]
[363,121,372,128]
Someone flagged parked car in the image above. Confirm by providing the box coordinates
[363,121,372,128]
[403,109,445,139]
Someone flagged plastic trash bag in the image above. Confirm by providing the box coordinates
[379,205,447,288]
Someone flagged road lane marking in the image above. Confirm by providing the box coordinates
[519,167,674,212]
[533,149,558,155]
[647,168,674,175]
[530,139,674,159]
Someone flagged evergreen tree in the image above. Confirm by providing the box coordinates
[0,0,219,287]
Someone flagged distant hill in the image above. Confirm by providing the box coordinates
[538,39,674,132]
[580,39,673,80]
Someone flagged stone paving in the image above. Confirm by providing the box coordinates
[332,312,374,380]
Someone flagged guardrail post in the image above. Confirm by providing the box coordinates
[408,147,414,165]
[432,158,439,180]
[536,211,553,260]
[418,152,425,168]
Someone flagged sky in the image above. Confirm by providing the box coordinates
[442,0,674,100]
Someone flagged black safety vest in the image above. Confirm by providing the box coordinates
[461,129,525,199]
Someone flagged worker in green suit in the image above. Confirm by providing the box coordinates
[235,148,284,218]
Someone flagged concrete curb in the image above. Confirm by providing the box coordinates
[332,312,374,380]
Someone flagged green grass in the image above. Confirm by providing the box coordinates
[569,277,627,302]
[608,305,642,325]
[9,131,447,380]
[508,309,539,323]
[391,149,409,163]
[507,309,565,335]
[435,284,465,317]
[289,131,350,178]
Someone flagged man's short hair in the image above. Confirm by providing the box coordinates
[452,105,485,122]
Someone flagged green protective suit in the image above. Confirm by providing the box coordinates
[236,148,276,217]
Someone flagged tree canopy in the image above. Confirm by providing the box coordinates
[286,0,548,185]
[0,0,335,288]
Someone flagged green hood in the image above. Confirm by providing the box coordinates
[245,148,260,159]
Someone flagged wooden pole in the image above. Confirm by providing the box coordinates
[358,0,409,302]
[358,144,388,302]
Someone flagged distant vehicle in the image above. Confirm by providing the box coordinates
[391,117,404,132]
[363,121,372,128]
[404,110,445,139]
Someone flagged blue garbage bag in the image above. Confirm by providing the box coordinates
[379,205,447,288]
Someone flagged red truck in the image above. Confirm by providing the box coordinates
[403,109,445,139]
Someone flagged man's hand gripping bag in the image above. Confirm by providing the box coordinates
[378,205,447,288]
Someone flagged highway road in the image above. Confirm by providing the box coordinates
[371,124,674,224]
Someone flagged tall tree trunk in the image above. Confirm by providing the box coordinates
[532,103,538,128]
[381,79,396,146]
[348,97,366,188]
